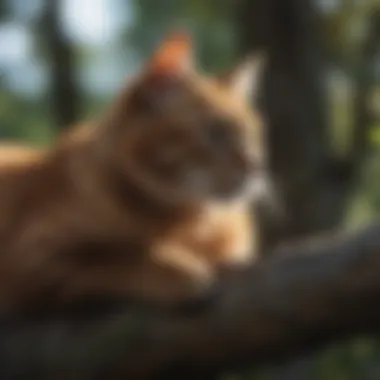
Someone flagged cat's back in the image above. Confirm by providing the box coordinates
[0,143,47,211]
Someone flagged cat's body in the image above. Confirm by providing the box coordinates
[0,33,268,313]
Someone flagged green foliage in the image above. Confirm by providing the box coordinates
[369,123,380,147]
[0,0,9,21]
[324,0,380,67]
[0,90,54,146]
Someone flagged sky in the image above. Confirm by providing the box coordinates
[0,0,133,96]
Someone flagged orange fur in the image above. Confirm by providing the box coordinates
[0,32,267,313]
[147,31,191,73]
[0,142,44,168]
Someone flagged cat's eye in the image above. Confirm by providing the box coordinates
[203,119,236,146]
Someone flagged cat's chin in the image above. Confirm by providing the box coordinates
[244,173,270,201]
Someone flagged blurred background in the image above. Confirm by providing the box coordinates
[0,0,379,379]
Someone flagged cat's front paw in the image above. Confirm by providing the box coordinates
[151,244,217,305]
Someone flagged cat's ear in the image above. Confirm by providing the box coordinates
[145,31,194,76]
[217,54,266,101]
[132,31,194,111]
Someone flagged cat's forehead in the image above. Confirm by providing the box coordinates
[185,73,255,123]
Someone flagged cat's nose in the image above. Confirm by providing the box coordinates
[237,157,260,180]
[226,167,250,194]
[232,147,262,173]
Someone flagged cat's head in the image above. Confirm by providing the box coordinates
[103,32,269,206]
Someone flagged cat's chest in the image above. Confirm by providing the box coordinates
[170,202,256,264]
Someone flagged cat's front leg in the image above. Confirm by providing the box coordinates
[153,243,220,312]
[154,243,215,290]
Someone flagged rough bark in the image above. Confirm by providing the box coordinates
[1,221,380,379]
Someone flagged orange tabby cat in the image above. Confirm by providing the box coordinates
[0,32,268,313]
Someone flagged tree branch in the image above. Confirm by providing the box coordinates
[2,221,380,379]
